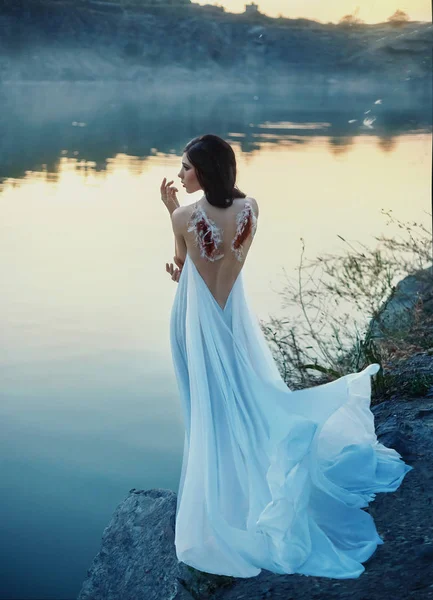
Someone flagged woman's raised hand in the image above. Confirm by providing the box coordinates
[160,177,180,215]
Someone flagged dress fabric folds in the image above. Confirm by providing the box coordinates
[170,253,413,579]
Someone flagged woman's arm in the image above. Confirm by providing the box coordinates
[171,207,187,265]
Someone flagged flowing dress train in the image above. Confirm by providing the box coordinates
[170,252,413,579]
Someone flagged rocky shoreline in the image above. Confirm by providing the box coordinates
[371,265,433,402]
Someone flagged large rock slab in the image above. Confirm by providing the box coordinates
[369,265,433,338]
[77,488,234,600]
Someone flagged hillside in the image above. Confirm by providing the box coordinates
[0,0,431,82]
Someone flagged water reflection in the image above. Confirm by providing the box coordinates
[328,136,355,155]
[0,79,431,183]
[377,135,399,153]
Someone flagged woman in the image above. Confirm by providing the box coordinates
[160,134,412,579]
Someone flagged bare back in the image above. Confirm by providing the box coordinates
[181,197,259,310]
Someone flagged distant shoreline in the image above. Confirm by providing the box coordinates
[0,2,431,83]
[1,0,431,27]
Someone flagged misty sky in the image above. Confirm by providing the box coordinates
[196,0,432,24]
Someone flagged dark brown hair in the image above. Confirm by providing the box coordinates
[183,134,246,208]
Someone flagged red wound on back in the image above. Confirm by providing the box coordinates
[195,214,219,260]
[232,207,253,251]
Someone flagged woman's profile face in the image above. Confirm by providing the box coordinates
[177,153,202,194]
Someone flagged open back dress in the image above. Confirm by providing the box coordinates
[169,198,412,579]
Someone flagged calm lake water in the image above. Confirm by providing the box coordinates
[0,82,431,599]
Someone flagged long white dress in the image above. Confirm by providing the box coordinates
[169,201,413,580]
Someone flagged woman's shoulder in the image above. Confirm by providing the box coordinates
[182,196,258,214]
[242,196,259,218]
[179,196,258,217]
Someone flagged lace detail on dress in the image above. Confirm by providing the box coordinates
[187,204,225,262]
[231,202,257,262]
